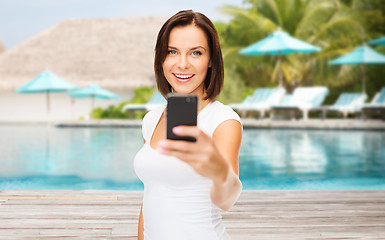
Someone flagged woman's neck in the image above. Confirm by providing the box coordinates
[198,98,212,113]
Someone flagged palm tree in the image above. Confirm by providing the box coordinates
[218,0,365,92]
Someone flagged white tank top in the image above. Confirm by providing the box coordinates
[134,101,242,240]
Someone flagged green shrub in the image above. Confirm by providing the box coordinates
[129,86,156,104]
[218,68,248,104]
[91,86,156,119]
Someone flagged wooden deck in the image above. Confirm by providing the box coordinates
[0,190,384,239]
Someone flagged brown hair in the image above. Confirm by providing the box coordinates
[154,10,224,100]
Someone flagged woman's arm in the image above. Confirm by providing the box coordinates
[157,119,243,210]
[138,204,144,240]
[210,120,242,210]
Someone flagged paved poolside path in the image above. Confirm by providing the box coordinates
[52,119,385,130]
[0,190,384,239]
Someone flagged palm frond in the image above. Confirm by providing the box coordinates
[313,9,366,45]
[296,0,337,40]
[222,46,244,60]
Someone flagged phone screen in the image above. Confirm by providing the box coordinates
[166,94,197,142]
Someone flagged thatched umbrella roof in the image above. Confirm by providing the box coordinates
[0,17,167,90]
[0,38,5,54]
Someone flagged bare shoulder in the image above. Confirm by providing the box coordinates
[210,101,242,143]
[213,119,242,141]
[212,119,242,174]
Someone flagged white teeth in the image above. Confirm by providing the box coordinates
[174,74,194,79]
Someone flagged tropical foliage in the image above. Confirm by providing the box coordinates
[91,86,156,119]
[94,0,384,118]
[91,102,130,119]
[216,0,385,104]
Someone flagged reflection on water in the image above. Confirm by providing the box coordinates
[0,125,143,189]
[240,130,329,176]
[0,125,384,190]
[240,129,385,189]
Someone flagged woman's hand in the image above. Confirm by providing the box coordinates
[157,126,229,183]
[158,121,242,211]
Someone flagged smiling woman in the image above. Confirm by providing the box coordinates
[162,25,211,97]
[134,10,242,240]
[154,10,224,102]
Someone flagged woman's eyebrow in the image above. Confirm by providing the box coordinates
[191,46,207,51]
[167,46,207,51]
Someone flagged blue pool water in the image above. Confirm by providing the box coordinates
[0,125,384,190]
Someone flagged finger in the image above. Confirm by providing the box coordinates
[173,126,207,140]
[158,148,216,180]
[158,139,197,153]
[159,146,202,164]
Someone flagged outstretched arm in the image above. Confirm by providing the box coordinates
[210,119,242,210]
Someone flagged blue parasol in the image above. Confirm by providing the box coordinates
[15,71,76,121]
[329,45,385,93]
[368,36,385,46]
[239,28,321,87]
[68,84,120,112]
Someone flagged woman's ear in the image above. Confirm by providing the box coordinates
[208,59,212,68]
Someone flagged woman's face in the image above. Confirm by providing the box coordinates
[162,24,211,99]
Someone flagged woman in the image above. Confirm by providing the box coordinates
[134,10,242,240]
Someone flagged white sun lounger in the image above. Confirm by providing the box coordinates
[230,88,286,118]
[271,86,329,120]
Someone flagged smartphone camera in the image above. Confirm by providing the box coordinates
[186,97,196,103]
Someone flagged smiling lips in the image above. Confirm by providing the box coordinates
[173,73,195,82]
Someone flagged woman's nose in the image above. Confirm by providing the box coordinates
[177,55,190,69]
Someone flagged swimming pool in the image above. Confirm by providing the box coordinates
[1,125,384,190]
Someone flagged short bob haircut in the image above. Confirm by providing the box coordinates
[154,10,224,101]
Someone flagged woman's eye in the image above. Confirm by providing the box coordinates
[192,51,202,56]
[168,50,177,55]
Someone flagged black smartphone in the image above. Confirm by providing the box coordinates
[167,94,198,142]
